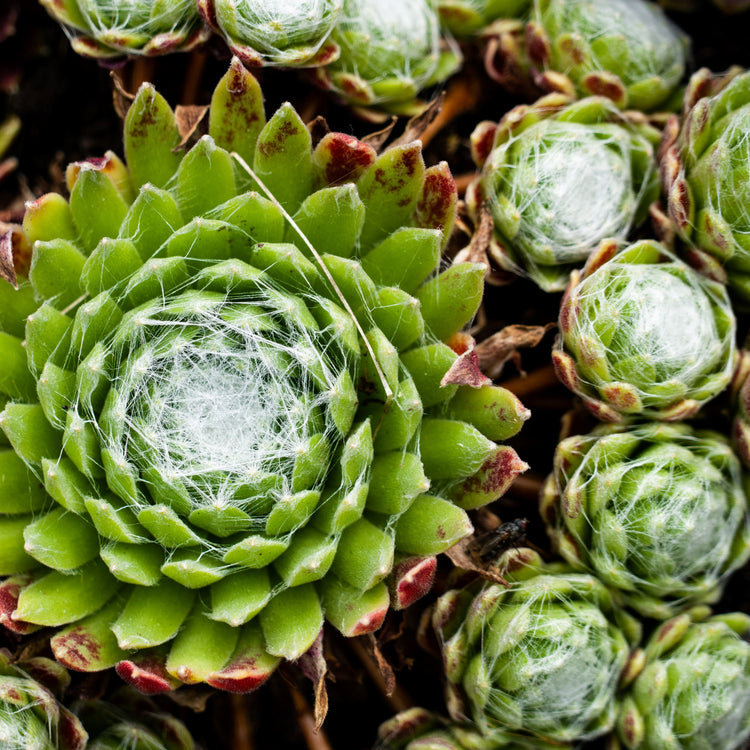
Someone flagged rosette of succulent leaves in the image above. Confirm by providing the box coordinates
[614,611,750,749]
[38,0,210,59]
[553,239,736,422]
[307,0,463,116]
[375,706,569,749]
[429,560,640,746]
[541,422,750,619]
[467,95,660,291]
[0,60,531,694]
[523,0,689,112]
[661,68,750,306]
[197,0,344,68]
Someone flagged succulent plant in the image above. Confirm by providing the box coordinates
[197,0,343,67]
[0,59,529,694]
[0,650,88,750]
[615,612,750,749]
[431,565,638,744]
[553,239,736,422]
[467,95,660,291]
[661,68,750,304]
[524,0,689,112]
[376,706,568,749]
[309,0,462,116]
[38,0,209,59]
[436,0,531,37]
[541,422,750,619]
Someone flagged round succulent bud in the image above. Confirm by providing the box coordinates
[432,570,636,744]
[39,0,209,58]
[541,422,750,619]
[526,0,689,111]
[0,60,529,693]
[661,69,750,304]
[376,707,568,749]
[553,239,737,422]
[436,0,531,37]
[309,0,462,115]
[616,613,750,749]
[0,651,87,750]
[198,0,343,67]
[468,96,660,291]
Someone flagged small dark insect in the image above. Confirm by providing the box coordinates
[469,518,529,565]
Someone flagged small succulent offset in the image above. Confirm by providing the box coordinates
[661,68,750,304]
[0,650,87,750]
[524,0,689,112]
[309,0,463,116]
[376,706,568,749]
[436,0,531,37]
[541,422,750,619]
[615,612,750,749]
[38,0,209,59]
[467,95,660,292]
[197,0,343,68]
[430,565,638,745]
[553,239,736,422]
[0,60,530,693]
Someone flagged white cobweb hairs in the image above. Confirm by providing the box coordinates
[213,0,344,65]
[483,120,653,268]
[334,0,442,90]
[87,277,351,522]
[75,0,198,34]
[474,575,625,741]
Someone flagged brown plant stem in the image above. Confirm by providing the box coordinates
[230,693,255,750]
[348,637,414,714]
[181,51,207,105]
[289,683,334,750]
[454,171,477,195]
[418,74,481,149]
[510,473,545,501]
[130,57,156,91]
[502,362,560,398]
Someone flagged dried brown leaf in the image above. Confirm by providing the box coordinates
[476,322,556,379]
[173,105,209,152]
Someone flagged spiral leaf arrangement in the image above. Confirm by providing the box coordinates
[0,59,529,694]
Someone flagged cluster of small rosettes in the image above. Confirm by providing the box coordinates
[468,95,660,291]
[553,239,737,422]
[541,422,750,619]
[41,0,461,114]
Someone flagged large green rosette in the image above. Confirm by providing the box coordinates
[0,60,529,694]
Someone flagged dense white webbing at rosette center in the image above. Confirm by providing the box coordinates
[577,265,722,391]
[106,300,344,514]
[487,123,640,265]
[215,0,343,60]
[77,0,197,31]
